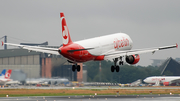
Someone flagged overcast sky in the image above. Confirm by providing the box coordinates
[0,0,179,66]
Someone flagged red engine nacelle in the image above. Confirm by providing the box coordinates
[163,82,169,86]
[125,54,140,64]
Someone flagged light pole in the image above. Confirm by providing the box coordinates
[99,61,101,82]
[68,67,71,81]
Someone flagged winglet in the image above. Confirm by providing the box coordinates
[1,41,4,46]
[176,43,178,48]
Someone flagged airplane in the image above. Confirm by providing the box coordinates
[25,78,69,86]
[0,69,12,85]
[0,69,6,76]
[2,12,178,72]
[144,76,180,86]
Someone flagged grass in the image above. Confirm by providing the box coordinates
[0,88,180,97]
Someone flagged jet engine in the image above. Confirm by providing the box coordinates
[163,82,169,86]
[125,54,140,64]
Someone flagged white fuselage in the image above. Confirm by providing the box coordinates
[143,76,180,83]
[74,33,133,56]
[0,78,11,85]
[0,74,11,85]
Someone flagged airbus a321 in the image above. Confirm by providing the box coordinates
[144,76,180,86]
[2,12,178,72]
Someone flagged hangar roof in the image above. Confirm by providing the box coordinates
[0,48,41,58]
[159,57,180,76]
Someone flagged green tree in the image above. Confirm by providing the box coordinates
[85,60,161,83]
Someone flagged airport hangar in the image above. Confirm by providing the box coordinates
[0,47,87,82]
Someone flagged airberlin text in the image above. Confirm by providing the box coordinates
[114,37,129,49]
[152,78,165,81]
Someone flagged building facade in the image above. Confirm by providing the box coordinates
[0,48,85,82]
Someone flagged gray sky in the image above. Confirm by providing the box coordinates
[0,0,179,66]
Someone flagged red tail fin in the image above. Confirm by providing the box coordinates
[60,12,73,46]
[5,69,12,79]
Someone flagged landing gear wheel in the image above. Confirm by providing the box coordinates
[119,61,123,65]
[111,65,115,72]
[116,66,120,72]
[77,65,80,72]
[72,65,76,72]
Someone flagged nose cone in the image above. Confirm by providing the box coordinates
[143,78,148,83]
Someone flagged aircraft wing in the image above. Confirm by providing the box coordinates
[2,42,178,59]
[3,43,59,55]
[170,78,180,83]
[104,44,178,60]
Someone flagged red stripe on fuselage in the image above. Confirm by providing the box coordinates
[59,43,104,62]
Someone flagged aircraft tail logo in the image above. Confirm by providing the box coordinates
[5,69,12,79]
[60,12,73,46]
[0,69,6,76]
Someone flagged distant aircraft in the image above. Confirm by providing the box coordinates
[2,12,178,72]
[144,76,180,86]
[25,78,69,85]
[0,69,12,85]
[0,69,6,76]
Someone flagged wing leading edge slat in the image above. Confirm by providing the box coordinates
[104,44,177,60]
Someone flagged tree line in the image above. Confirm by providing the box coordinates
[85,60,171,84]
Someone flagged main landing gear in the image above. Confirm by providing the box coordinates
[72,64,81,72]
[111,57,123,72]
[67,60,81,72]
